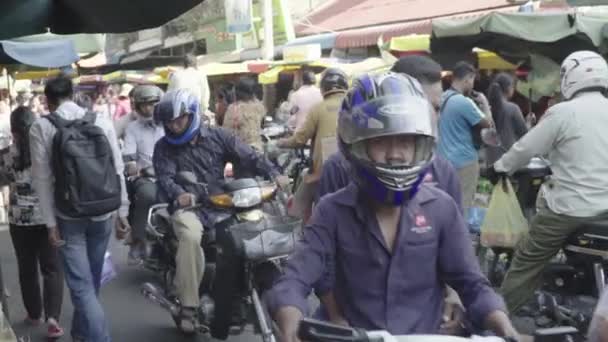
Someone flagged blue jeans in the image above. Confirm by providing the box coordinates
[57,217,112,342]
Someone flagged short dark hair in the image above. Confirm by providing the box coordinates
[302,70,316,86]
[452,61,477,80]
[391,56,442,84]
[184,54,197,68]
[235,77,257,102]
[44,76,73,106]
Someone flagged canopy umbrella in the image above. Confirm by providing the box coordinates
[11,33,104,55]
[431,10,608,64]
[0,0,203,40]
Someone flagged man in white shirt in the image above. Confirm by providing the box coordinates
[492,51,608,314]
[167,54,210,111]
[29,76,130,342]
[287,70,323,131]
[122,85,164,264]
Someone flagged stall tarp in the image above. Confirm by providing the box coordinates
[516,54,561,102]
[0,39,79,67]
[389,34,430,52]
[14,69,62,80]
[431,11,608,62]
[476,49,517,70]
[0,0,203,40]
[12,33,105,55]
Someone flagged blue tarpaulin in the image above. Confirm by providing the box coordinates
[0,39,79,67]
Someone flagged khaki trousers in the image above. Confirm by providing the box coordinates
[457,161,480,211]
[172,211,205,308]
[500,196,608,313]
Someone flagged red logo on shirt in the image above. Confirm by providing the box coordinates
[415,214,427,227]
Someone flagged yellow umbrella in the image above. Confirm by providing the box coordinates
[476,49,517,70]
[389,34,431,52]
[14,69,62,80]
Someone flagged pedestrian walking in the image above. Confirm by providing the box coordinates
[29,76,131,342]
[1,106,65,338]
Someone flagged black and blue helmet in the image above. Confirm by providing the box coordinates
[338,72,436,205]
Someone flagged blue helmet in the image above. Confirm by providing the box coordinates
[338,72,436,206]
[154,89,201,145]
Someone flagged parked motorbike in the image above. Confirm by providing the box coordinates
[297,318,580,342]
[141,171,301,341]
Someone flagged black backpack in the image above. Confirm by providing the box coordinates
[45,112,122,217]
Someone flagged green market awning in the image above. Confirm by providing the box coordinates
[431,10,608,63]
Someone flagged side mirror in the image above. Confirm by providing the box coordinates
[176,171,199,186]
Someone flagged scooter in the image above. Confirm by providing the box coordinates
[297,318,580,342]
[141,171,301,341]
[480,130,607,332]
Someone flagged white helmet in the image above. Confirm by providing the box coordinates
[560,50,608,100]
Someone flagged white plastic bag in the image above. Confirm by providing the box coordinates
[480,179,528,248]
[100,252,117,286]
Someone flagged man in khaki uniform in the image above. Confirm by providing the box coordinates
[278,68,349,220]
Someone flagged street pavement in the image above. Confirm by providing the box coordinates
[0,225,258,342]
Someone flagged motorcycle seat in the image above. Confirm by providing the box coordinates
[224,178,258,192]
[565,223,608,258]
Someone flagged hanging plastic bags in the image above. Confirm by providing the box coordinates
[101,251,117,287]
[481,178,528,248]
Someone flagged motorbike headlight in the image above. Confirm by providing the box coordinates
[232,188,262,208]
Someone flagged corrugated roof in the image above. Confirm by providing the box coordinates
[296,0,516,35]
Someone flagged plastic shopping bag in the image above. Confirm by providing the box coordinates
[100,252,117,287]
[480,179,528,248]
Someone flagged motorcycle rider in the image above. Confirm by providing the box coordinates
[277,68,349,219]
[122,85,164,264]
[267,72,518,341]
[152,89,288,333]
[492,51,608,314]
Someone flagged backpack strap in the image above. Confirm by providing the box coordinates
[44,112,68,128]
[83,111,97,124]
[439,90,458,115]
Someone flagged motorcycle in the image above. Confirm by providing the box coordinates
[297,318,580,342]
[141,171,301,341]
[480,130,607,331]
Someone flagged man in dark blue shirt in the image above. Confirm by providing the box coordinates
[153,89,287,333]
[267,73,517,341]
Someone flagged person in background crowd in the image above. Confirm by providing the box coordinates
[167,54,211,111]
[29,95,46,116]
[485,73,529,164]
[277,68,349,221]
[73,92,94,112]
[113,83,133,121]
[222,77,266,151]
[93,93,110,119]
[213,83,235,127]
[437,61,493,211]
[30,76,130,342]
[114,87,138,140]
[492,51,608,316]
[287,70,323,131]
[122,85,164,265]
[2,107,65,338]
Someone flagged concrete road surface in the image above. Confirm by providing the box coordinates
[0,225,259,341]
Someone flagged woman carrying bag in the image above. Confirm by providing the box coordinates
[2,107,64,338]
